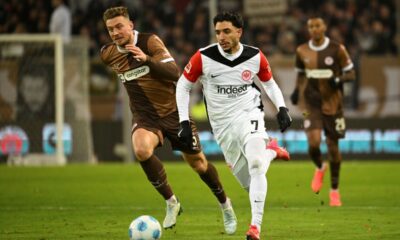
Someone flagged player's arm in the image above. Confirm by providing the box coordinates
[337,44,356,83]
[127,35,180,80]
[176,51,202,122]
[176,51,202,145]
[257,51,292,132]
[329,44,356,88]
[147,35,180,80]
[291,48,306,105]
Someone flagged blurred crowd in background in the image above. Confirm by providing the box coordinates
[1,0,398,69]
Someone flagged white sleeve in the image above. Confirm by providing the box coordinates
[176,75,195,122]
[261,78,286,111]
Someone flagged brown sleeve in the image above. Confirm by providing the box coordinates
[294,47,306,89]
[145,35,180,81]
[100,44,111,65]
[295,47,305,71]
[338,44,356,83]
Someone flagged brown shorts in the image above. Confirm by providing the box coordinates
[131,111,201,154]
[302,108,346,140]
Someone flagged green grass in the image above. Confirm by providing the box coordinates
[1,161,400,239]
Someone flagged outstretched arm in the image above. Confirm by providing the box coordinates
[176,76,194,122]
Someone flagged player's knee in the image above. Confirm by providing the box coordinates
[134,147,154,161]
[248,155,264,176]
[191,159,208,174]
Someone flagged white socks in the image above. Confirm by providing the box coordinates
[249,173,267,230]
[244,138,272,231]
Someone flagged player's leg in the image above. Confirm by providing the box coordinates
[182,152,237,234]
[306,129,323,169]
[163,112,236,233]
[243,137,276,240]
[305,126,327,194]
[132,128,181,228]
[326,136,342,206]
[323,113,346,206]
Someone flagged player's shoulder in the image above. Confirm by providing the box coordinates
[100,42,115,53]
[100,42,116,62]
[242,44,261,57]
[328,39,343,49]
[199,43,219,54]
[296,42,309,52]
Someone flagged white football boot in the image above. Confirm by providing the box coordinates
[221,198,237,234]
[163,200,182,229]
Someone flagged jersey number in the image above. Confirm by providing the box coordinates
[251,120,258,133]
[335,117,346,132]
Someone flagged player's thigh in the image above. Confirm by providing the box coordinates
[232,159,250,190]
[132,128,159,149]
[161,112,201,154]
[303,108,323,147]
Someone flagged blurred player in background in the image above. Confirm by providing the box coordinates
[176,12,292,240]
[290,17,356,206]
[100,6,237,234]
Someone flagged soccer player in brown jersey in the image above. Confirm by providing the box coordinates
[100,7,237,233]
[290,17,356,207]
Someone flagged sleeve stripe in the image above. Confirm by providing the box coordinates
[295,67,305,72]
[342,63,354,72]
[161,57,175,63]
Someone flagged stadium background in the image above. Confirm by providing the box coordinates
[0,0,399,162]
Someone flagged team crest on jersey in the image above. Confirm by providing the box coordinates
[324,56,334,65]
[184,62,192,73]
[242,70,252,81]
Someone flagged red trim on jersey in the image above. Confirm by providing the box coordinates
[183,50,203,82]
[257,51,272,82]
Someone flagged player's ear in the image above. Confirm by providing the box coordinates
[129,21,134,30]
[237,28,243,37]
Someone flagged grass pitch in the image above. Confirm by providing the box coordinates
[1,161,399,240]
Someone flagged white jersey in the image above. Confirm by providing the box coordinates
[182,43,272,129]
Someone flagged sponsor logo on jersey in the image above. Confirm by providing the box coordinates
[217,85,249,98]
[242,70,252,81]
[211,73,222,78]
[305,69,333,79]
[117,65,150,82]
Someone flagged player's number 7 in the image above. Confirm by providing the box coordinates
[251,120,258,132]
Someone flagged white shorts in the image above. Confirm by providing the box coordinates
[213,108,269,187]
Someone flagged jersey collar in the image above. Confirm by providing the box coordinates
[217,42,244,61]
[308,37,330,51]
[116,30,139,53]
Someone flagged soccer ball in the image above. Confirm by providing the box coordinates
[128,215,162,240]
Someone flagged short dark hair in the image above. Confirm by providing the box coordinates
[213,12,243,28]
[103,6,130,22]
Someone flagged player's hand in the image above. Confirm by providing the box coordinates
[329,77,341,89]
[125,44,148,62]
[178,120,193,147]
[290,88,299,105]
[276,107,292,132]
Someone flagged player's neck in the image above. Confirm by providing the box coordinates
[312,36,326,46]
[230,44,240,54]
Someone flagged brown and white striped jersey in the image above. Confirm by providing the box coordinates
[100,31,180,120]
[295,37,353,115]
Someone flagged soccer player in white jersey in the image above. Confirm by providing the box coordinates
[176,12,292,240]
